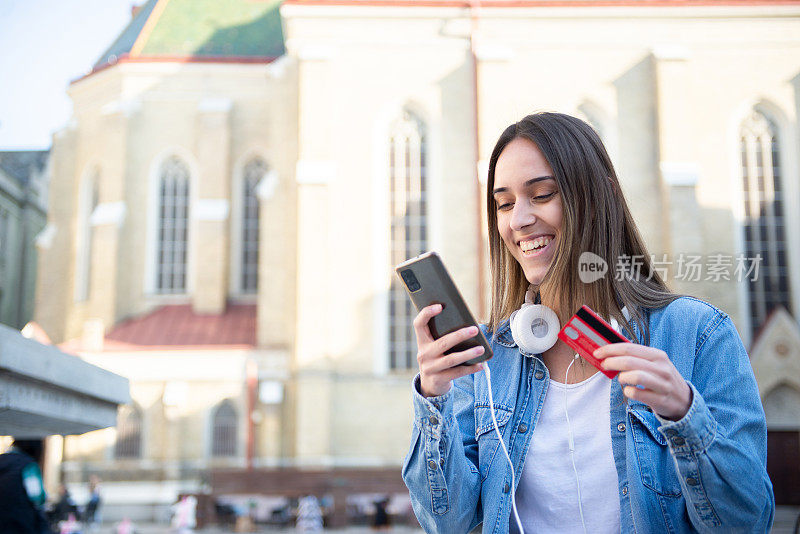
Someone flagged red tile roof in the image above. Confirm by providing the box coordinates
[103,304,257,349]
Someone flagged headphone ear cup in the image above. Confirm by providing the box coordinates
[510,304,560,354]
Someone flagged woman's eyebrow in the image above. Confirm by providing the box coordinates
[492,175,554,195]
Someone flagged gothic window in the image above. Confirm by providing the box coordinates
[388,111,428,370]
[241,159,265,294]
[740,110,792,334]
[211,400,238,457]
[157,157,190,293]
[115,404,143,459]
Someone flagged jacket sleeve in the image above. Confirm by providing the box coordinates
[402,373,483,533]
[656,311,774,532]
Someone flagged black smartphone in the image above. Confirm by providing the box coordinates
[395,251,492,365]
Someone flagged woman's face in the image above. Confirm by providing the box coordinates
[492,137,563,286]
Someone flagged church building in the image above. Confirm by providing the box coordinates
[34,0,800,521]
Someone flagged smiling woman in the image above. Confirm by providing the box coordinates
[402,112,774,534]
[486,114,677,346]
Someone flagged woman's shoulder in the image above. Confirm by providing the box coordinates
[652,295,728,320]
[646,295,734,342]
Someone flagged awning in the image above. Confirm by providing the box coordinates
[0,324,130,438]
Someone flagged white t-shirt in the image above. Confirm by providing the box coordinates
[511,369,621,534]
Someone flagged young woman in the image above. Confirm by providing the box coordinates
[402,113,774,533]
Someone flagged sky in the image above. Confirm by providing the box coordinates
[0,1,138,150]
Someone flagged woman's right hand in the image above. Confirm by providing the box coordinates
[414,303,487,398]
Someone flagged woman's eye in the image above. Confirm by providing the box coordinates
[496,202,513,211]
[533,192,556,201]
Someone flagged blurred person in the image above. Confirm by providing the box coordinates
[83,476,102,530]
[295,495,323,532]
[51,484,78,526]
[170,495,197,533]
[0,438,52,533]
[402,112,774,533]
[58,513,80,534]
[371,497,390,531]
[114,517,137,534]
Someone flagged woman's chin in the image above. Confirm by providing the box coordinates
[523,270,546,286]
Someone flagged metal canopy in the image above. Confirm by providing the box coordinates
[0,324,130,438]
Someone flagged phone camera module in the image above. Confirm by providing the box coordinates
[400,269,421,293]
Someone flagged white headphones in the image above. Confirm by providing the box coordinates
[510,285,631,354]
[510,286,560,354]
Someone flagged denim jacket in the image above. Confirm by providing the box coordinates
[402,297,774,533]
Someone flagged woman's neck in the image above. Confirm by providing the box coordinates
[541,338,599,384]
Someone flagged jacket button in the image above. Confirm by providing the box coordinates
[429,416,439,425]
[439,458,444,467]
[686,477,699,486]
[672,436,685,447]
[665,428,678,437]
[534,370,545,380]
[518,423,528,433]
[428,460,437,470]
[503,483,510,493]
[622,486,628,496]
[617,423,626,432]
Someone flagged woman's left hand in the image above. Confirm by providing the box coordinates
[594,343,692,421]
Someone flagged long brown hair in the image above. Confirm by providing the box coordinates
[486,112,678,344]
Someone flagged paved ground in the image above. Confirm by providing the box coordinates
[95,506,800,533]
[774,506,800,533]
[100,526,422,534]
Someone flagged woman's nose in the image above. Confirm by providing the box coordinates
[510,200,536,230]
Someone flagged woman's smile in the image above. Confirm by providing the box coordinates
[493,137,563,285]
[519,234,555,257]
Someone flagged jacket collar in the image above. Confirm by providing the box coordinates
[490,319,517,348]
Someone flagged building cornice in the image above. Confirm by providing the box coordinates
[71,54,281,86]
[283,0,800,6]
[281,1,800,19]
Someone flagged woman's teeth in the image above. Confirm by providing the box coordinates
[520,236,552,256]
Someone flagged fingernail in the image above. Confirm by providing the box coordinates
[433,304,442,312]
[473,346,484,354]
[469,326,478,335]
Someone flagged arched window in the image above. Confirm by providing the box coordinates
[241,158,265,294]
[75,170,99,302]
[115,404,143,459]
[211,400,238,457]
[388,110,428,370]
[156,156,190,293]
[740,110,792,333]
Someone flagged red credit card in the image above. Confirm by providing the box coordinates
[557,305,629,379]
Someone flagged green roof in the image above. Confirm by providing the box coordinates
[94,0,284,71]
